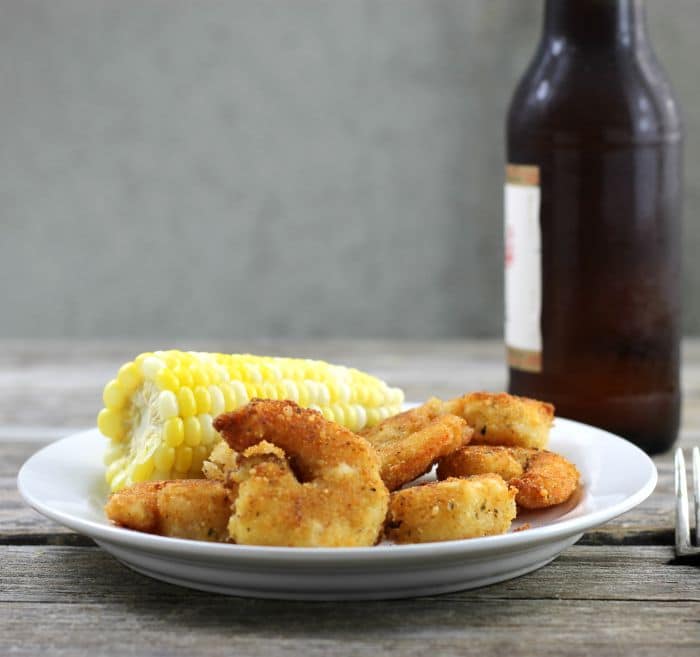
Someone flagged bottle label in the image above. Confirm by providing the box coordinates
[504,164,542,372]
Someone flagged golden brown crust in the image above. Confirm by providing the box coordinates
[385,474,517,543]
[437,445,580,509]
[509,450,580,509]
[368,416,472,492]
[359,397,444,445]
[104,479,232,541]
[214,399,380,482]
[104,480,164,534]
[214,399,389,547]
[441,392,554,449]
[360,399,472,491]
[437,444,527,481]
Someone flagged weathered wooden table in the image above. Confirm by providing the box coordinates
[2,340,699,656]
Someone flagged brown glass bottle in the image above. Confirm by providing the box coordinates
[505,0,682,454]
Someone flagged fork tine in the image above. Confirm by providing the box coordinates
[693,446,700,546]
[675,448,691,554]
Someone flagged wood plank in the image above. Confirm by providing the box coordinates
[2,603,699,657]
[1,546,699,656]
[2,545,698,603]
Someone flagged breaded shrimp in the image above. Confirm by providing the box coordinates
[360,399,472,491]
[213,399,389,547]
[440,392,554,449]
[385,474,517,544]
[104,479,231,541]
[360,397,444,444]
[437,445,580,509]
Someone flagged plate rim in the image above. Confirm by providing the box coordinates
[17,417,657,564]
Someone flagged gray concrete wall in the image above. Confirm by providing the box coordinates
[1,1,698,339]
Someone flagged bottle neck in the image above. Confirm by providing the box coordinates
[543,0,649,49]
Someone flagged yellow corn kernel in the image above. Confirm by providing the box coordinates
[260,362,282,382]
[353,384,367,405]
[190,444,208,476]
[344,404,359,431]
[297,380,310,407]
[97,408,125,441]
[227,364,242,382]
[282,380,299,403]
[163,353,180,369]
[221,382,237,411]
[155,367,179,392]
[194,386,211,414]
[230,381,249,406]
[174,445,193,473]
[183,418,202,447]
[366,408,380,427]
[209,386,225,417]
[164,417,184,447]
[103,380,127,410]
[134,352,153,367]
[117,362,142,390]
[177,387,197,417]
[158,390,179,419]
[198,414,217,446]
[173,365,193,388]
[131,458,154,482]
[207,366,222,385]
[378,406,392,421]
[244,363,262,383]
[261,382,277,399]
[354,405,367,431]
[189,366,210,387]
[141,355,166,380]
[154,444,175,472]
[183,416,202,447]
[331,404,346,427]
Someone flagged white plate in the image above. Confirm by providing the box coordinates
[17,418,656,600]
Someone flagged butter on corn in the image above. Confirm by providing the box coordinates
[98,350,404,491]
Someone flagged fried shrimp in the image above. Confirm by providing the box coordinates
[361,401,472,491]
[385,474,517,543]
[104,479,231,541]
[213,399,389,547]
[440,392,554,449]
[437,445,580,509]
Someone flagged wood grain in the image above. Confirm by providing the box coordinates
[1,546,699,657]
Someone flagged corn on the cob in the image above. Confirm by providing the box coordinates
[98,350,404,491]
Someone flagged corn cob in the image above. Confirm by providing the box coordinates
[98,350,404,491]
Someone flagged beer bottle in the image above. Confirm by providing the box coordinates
[505,0,682,454]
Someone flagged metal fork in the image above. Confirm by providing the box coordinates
[674,446,700,556]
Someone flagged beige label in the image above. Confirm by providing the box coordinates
[506,164,540,187]
[506,347,542,373]
[504,164,542,373]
